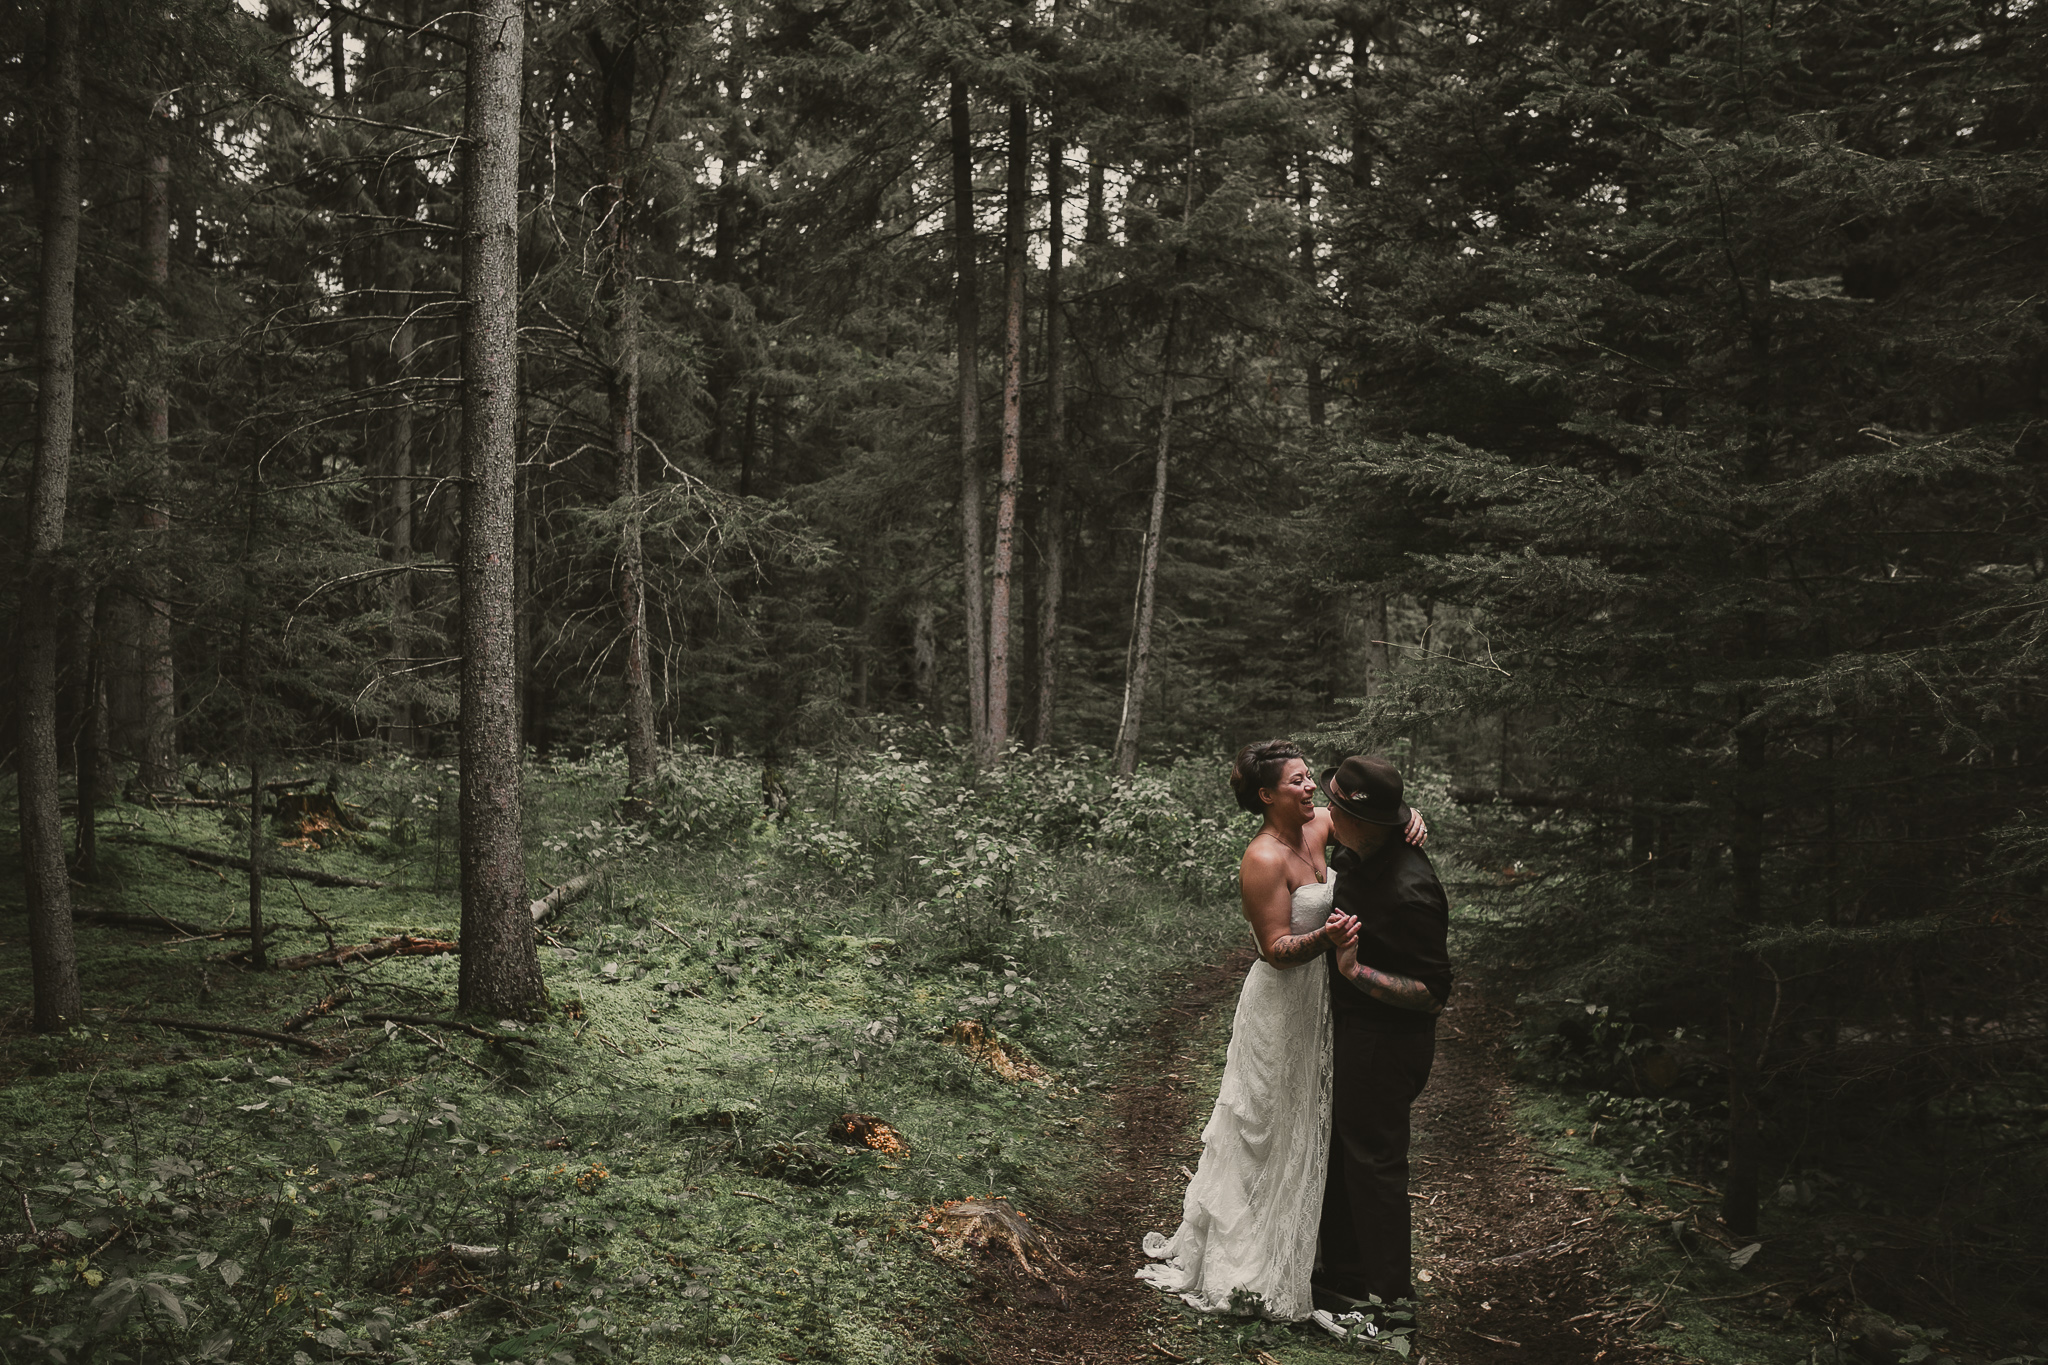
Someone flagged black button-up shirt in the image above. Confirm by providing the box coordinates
[1326,837,1454,1033]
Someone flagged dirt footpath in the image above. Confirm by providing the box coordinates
[961,952,1661,1365]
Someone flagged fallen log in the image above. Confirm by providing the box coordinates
[277,934,460,970]
[131,1016,330,1055]
[215,778,321,798]
[530,870,605,925]
[269,870,600,969]
[115,838,384,888]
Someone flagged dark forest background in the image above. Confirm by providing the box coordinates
[4,0,2047,1354]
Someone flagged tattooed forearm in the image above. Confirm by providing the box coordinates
[1342,961,1443,1013]
[1263,927,1333,969]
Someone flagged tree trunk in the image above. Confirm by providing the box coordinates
[1113,295,1180,779]
[702,162,739,469]
[1297,155,1326,429]
[912,595,938,711]
[72,618,100,882]
[328,1,347,99]
[591,31,656,799]
[246,754,268,970]
[134,123,177,789]
[951,76,989,760]
[1724,717,1768,1235]
[1364,595,1391,693]
[987,92,1028,766]
[1033,133,1068,751]
[1722,268,1779,1239]
[21,0,84,1033]
[382,306,417,750]
[1085,154,1107,247]
[738,389,758,496]
[515,449,534,744]
[370,11,420,752]
[456,0,544,1017]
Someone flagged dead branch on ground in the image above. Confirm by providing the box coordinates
[278,935,458,970]
[281,986,357,1032]
[115,838,384,888]
[530,870,605,925]
[356,1013,537,1046]
[130,1016,331,1054]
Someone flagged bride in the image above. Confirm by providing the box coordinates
[1136,739,1423,1322]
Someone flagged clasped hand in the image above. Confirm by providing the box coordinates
[1323,911,1360,954]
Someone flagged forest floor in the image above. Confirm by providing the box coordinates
[3,754,1984,1364]
[958,949,1722,1365]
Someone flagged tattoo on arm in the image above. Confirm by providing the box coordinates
[1263,928,1329,969]
[1344,961,1442,1013]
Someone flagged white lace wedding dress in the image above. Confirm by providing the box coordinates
[1135,868,1334,1321]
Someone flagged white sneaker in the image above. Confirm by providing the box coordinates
[1311,1309,1379,1341]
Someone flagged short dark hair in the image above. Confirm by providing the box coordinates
[1230,739,1306,814]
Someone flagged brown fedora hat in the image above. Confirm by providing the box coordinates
[1319,755,1411,827]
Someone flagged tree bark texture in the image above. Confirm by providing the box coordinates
[590,31,656,797]
[1113,295,1180,779]
[951,76,989,761]
[456,0,544,1017]
[986,92,1028,767]
[1033,134,1067,751]
[21,0,84,1032]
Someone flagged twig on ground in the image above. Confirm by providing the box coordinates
[1697,1279,1802,1304]
[131,1015,329,1054]
[357,1013,537,1046]
[384,1020,527,1094]
[401,1303,469,1333]
[284,877,340,952]
[114,837,384,888]
[75,908,239,938]
[1480,1235,1575,1266]
[2,1175,40,1235]
[278,934,458,970]
[282,986,356,1033]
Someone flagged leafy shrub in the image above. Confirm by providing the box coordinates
[648,746,759,844]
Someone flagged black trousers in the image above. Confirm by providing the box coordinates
[1316,1018,1436,1304]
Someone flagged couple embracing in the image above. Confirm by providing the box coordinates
[1137,741,1453,1340]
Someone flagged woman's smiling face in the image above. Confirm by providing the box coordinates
[1267,758,1317,818]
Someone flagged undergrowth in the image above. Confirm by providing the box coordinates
[0,734,1256,1365]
